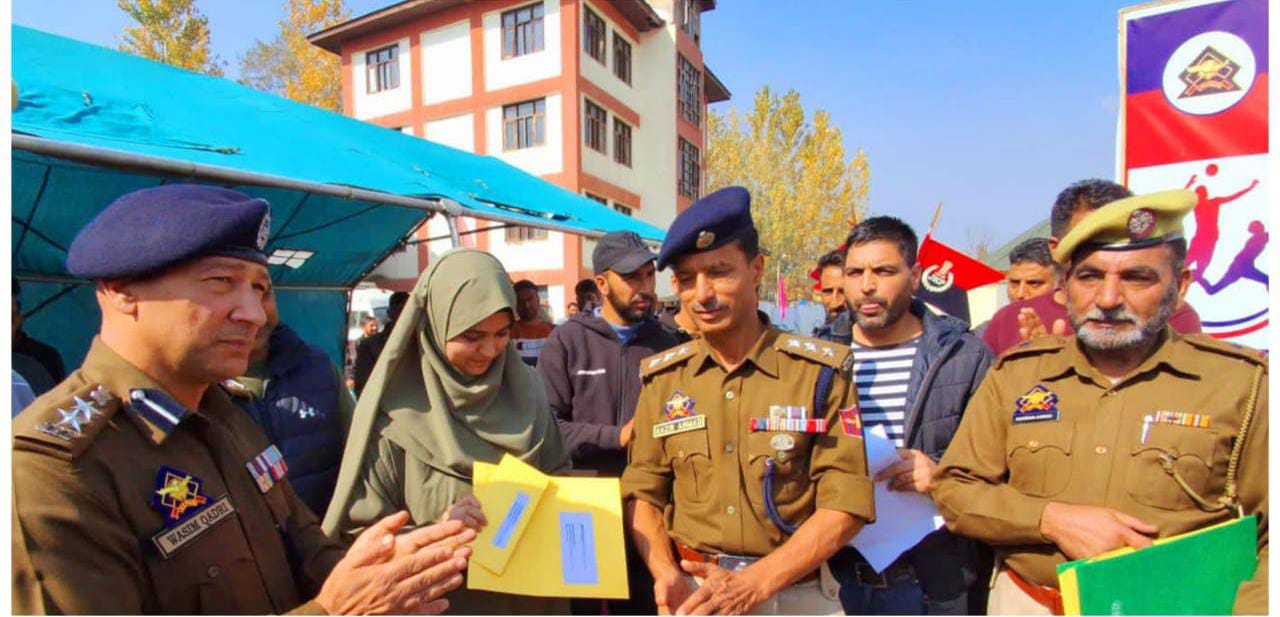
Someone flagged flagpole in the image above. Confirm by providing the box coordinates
[927,202,943,238]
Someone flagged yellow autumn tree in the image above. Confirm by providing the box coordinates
[240,0,350,111]
[705,86,870,301]
[117,0,224,76]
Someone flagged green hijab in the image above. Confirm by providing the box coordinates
[324,249,566,533]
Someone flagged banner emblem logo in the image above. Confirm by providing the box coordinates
[921,261,955,293]
[1162,31,1255,115]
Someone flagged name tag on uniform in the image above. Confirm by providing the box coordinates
[653,414,707,438]
[1012,385,1060,424]
[151,495,237,559]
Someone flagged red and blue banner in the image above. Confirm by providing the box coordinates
[1120,0,1269,348]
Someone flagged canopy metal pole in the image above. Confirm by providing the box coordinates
[442,200,463,248]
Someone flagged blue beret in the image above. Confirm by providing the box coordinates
[656,186,755,270]
[67,184,271,279]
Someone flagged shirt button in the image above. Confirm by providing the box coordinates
[677,450,686,458]
[1027,440,1040,448]
[724,391,735,400]
[726,505,736,515]
[206,565,221,579]
[724,443,736,453]
[1105,391,1117,397]
[1095,445,1108,454]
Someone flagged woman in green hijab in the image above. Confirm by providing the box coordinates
[324,249,570,614]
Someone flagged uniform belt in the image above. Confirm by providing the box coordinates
[1005,567,1064,616]
[674,542,818,584]
[850,558,916,588]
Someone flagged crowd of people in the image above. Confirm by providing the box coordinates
[10,177,1267,616]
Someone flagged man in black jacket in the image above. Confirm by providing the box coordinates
[538,231,677,614]
[819,216,994,615]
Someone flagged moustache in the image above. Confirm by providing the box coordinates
[854,295,889,308]
[1082,307,1138,324]
[691,298,721,312]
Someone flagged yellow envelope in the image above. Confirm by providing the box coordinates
[470,454,551,575]
[468,459,629,599]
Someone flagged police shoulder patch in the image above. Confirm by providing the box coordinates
[14,381,121,461]
[776,334,848,368]
[993,335,1069,370]
[1181,334,1269,372]
[641,343,696,377]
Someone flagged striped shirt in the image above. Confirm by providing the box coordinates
[850,336,920,447]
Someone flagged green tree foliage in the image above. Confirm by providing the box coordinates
[117,0,224,76]
[705,86,871,300]
[239,0,350,111]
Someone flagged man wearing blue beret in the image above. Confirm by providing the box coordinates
[621,186,874,614]
[13,184,474,615]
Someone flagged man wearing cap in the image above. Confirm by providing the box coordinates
[622,186,873,615]
[537,231,677,614]
[933,189,1267,615]
[12,184,475,615]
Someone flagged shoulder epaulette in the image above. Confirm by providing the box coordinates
[1181,334,1269,371]
[776,333,849,368]
[14,383,122,462]
[641,342,696,377]
[993,335,1069,370]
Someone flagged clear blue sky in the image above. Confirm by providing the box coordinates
[13,0,1136,251]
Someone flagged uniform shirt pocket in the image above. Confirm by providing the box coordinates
[1126,424,1221,511]
[745,432,812,504]
[1006,422,1074,497]
[664,431,713,504]
[144,514,263,614]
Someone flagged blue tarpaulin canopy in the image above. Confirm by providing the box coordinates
[10,25,665,370]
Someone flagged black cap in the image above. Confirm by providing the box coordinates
[67,184,271,280]
[592,231,657,275]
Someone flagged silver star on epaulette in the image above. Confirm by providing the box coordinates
[89,385,114,408]
[662,351,676,362]
[803,342,818,352]
[72,397,99,423]
[787,339,801,348]
[649,357,662,368]
[55,408,85,436]
[822,347,834,357]
[678,346,689,355]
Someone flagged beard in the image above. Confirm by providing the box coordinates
[1071,282,1177,352]
[606,288,655,324]
[850,293,910,332]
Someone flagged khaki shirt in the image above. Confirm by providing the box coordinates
[621,326,874,557]
[12,339,345,614]
[933,331,1267,613]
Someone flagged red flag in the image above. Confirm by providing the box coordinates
[916,234,1005,292]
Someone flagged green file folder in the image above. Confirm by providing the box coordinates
[1057,515,1257,615]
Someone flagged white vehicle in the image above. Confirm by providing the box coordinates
[348,287,393,343]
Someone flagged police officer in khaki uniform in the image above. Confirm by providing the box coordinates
[933,189,1267,615]
[621,187,875,615]
[12,185,476,615]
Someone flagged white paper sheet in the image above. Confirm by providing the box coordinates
[848,424,946,573]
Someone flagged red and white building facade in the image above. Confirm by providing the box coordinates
[311,0,729,319]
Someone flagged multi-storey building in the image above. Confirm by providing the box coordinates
[310,0,729,319]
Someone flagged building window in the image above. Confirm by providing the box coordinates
[679,138,700,199]
[612,33,631,84]
[502,98,546,150]
[678,55,702,126]
[366,44,399,94]
[584,100,607,153]
[613,203,633,216]
[676,0,700,44]
[584,8,606,64]
[585,193,608,204]
[502,3,545,59]
[613,118,632,167]
[506,225,549,243]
